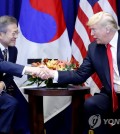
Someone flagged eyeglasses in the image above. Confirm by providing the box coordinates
[1,31,19,37]
[11,31,19,37]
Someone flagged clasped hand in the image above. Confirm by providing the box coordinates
[28,65,55,80]
[37,65,55,79]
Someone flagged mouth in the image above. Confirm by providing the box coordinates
[11,40,16,44]
[11,39,16,42]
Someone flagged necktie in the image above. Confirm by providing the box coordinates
[3,49,7,61]
[107,44,118,112]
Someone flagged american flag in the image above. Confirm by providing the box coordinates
[71,0,118,95]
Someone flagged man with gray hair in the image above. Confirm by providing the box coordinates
[0,15,43,134]
[39,11,120,134]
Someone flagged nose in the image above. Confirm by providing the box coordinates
[13,33,19,39]
[15,34,18,38]
[91,30,94,36]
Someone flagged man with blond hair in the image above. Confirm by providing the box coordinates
[39,11,120,134]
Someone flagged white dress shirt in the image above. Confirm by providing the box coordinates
[109,32,120,92]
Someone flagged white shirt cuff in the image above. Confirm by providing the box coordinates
[53,71,58,83]
[22,66,26,75]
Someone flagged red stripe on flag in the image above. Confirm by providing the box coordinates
[108,0,117,13]
[73,30,87,58]
[93,2,102,13]
[78,7,94,42]
[78,7,88,31]
[91,73,102,89]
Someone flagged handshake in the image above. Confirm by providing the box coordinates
[25,65,56,80]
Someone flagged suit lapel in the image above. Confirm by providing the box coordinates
[8,47,12,62]
[8,47,14,62]
[98,44,110,84]
[101,46,111,85]
[8,47,17,63]
[0,49,4,60]
[117,34,120,74]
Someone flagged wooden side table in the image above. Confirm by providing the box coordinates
[24,85,90,134]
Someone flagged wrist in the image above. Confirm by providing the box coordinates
[24,66,33,75]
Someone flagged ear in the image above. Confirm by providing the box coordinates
[0,32,3,40]
[0,32,4,36]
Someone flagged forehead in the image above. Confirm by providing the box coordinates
[6,23,18,32]
[90,23,101,29]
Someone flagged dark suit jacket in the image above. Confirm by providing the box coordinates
[58,33,120,95]
[0,46,30,132]
[0,59,24,77]
[0,46,19,88]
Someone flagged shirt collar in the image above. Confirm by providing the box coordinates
[0,43,8,51]
[109,31,118,48]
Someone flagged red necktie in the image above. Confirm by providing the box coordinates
[107,44,118,112]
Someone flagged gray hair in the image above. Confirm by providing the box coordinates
[0,15,17,32]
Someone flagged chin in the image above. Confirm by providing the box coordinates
[10,44,15,46]
[96,40,101,44]
[96,41,100,44]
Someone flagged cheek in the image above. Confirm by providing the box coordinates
[101,32,107,39]
[96,31,104,38]
[3,37,12,45]
[94,33,101,39]
[9,38,16,45]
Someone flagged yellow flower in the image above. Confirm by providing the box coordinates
[26,58,79,87]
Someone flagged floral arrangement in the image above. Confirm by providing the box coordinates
[26,57,79,87]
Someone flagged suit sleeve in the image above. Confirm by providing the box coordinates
[0,59,24,77]
[58,44,95,84]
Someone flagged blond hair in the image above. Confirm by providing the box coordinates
[87,11,120,31]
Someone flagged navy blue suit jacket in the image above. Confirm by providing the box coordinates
[0,46,30,133]
[58,33,120,95]
[0,46,18,87]
[0,59,24,77]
